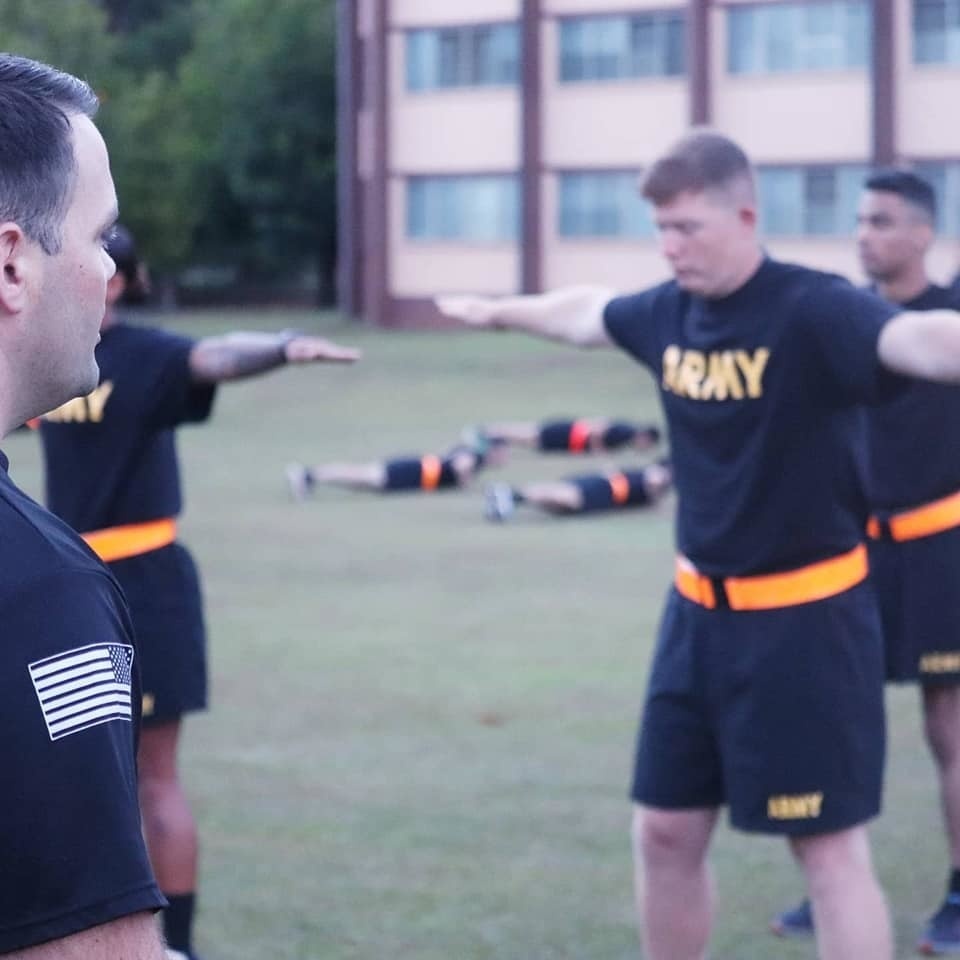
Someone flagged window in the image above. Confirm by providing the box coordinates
[728,1,870,74]
[558,172,654,238]
[758,165,870,236]
[914,0,960,64]
[406,23,520,91]
[559,12,685,81]
[912,162,960,234]
[406,175,520,242]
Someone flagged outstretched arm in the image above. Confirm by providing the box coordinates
[878,310,960,382]
[189,330,360,384]
[5,912,165,959]
[435,286,616,348]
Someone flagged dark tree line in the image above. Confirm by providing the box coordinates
[1,0,338,301]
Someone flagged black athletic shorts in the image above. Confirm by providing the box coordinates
[631,580,885,835]
[538,420,581,452]
[572,471,650,512]
[110,542,208,726]
[384,456,459,491]
[870,526,960,685]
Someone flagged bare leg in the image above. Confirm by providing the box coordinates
[790,826,892,960]
[632,805,719,960]
[475,420,541,447]
[922,684,960,867]
[309,461,388,491]
[519,480,585,514]
[138,719,198,893]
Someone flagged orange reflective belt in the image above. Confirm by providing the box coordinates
[420,455,442,491]
[568,419,591,453]
[867,488,960,542]
[82,518,177,563]
[608,472,630,505]
[675,544,868,612]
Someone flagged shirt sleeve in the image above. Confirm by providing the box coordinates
[138,328,216,430]
[801,277,907,406]
[0,568,164,952]
[603,288,662,370]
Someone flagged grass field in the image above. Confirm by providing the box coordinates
[5,308,948,959]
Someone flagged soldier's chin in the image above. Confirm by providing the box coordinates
[75,359,100,397]
[675,271,708,294]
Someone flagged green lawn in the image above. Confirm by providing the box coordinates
[5,308,944,959]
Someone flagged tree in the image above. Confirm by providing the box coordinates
[178,0,339,298]
[0,0,118,89]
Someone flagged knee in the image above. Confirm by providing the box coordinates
[790,828,872,894]
[923,690,960,766]
[139,771,172,812]
[632,808,705,870]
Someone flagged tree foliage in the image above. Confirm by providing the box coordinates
[0,0,338,294]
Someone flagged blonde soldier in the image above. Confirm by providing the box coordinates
[437,129,960,960]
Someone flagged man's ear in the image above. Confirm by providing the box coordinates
[0,223,34,316]
[739,204,758,229]
[913,222,935,257]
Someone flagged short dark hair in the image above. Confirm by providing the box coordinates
[106,225,138,285]
[642,129,755,205]
[0,54,99,254]
[864,169,937,223]
[106,224,150,304]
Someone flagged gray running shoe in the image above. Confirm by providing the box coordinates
[285,462,314,501]
[484,483,516,522]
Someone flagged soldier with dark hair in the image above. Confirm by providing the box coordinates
[0,53,167,959]
[773,171,960,954]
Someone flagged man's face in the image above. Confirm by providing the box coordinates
[32,114,118,403]
[651,189,756,298]
[856,189,932,283]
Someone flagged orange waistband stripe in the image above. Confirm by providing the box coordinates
[867,488,960,542]
[608,472,630,505]
[568,419,591,453]
[675,544,868,612]
[83,518,177,563]
[420,454,442,491]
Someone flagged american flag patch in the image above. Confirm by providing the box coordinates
[28,643,134,741]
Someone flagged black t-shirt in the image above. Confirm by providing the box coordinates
[0,452,164,951]
[867,285,960,510]
[604,258,902,576]
[40,323,215,532]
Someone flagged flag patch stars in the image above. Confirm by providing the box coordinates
[28,643,134,741]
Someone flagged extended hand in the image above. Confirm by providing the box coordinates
[284,335,361,364]
[434,294,501,328]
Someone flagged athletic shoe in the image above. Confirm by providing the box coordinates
[484,483,516,522]
[769,898,814,938]
[285,462,314,501]
[165,951,203,960]
[918,895,960,955]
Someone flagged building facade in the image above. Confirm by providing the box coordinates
[338,0,960,325]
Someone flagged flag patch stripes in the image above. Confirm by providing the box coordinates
[28,642,134,741]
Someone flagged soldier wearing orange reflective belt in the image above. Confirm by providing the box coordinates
[483,459,672,522]
[771,172,960,955]
[436,130,960,960]
[465,416,661,455]
[284,436,508,500]
[37,226,359,960]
